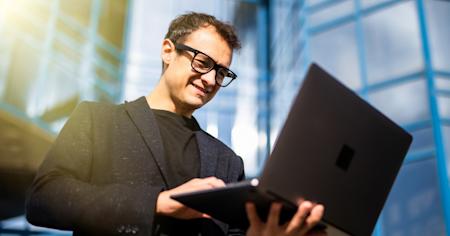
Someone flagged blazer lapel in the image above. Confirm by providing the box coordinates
[124,96,169,188]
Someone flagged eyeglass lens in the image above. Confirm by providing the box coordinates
[191,53,234,86]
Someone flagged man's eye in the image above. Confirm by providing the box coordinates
[218,69,227,77]
[194,59,210,68]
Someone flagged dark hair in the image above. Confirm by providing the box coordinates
[162,12,241,72]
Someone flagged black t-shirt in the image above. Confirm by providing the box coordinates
[152,109,201,188]
[152,110,227,235]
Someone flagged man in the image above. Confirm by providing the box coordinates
[26,12,324,236]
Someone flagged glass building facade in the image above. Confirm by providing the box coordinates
[0,0,130,234]
[0,0,449,235]
[270,0,450,235]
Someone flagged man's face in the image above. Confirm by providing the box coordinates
[161,26,233,115]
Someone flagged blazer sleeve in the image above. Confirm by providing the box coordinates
[26,102,162,235]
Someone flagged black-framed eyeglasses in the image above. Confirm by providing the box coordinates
[174,43,237,87]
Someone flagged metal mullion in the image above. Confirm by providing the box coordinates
[306,0,347,13]
[257,0,271,163]
[359,0,402,18]
[91,58,120,81]
[94,34,123,59]
[403,119,432,132]
[239,0,260,4]
[362,71,423,93]
[404,147,436,164]
[50,52,79,76]
[270,0,302,50]
[54,30,83,51]
[54,32,121,79]
[354,0,369,98]
[78,0,101,101]
[118,0,133,101]
[436,70,450,79]
[416,0,450,234]
[442,119,450,126]
[308,12,355,36]
[92,78,118,98]
[0,102,54,135]
[436,89,450,98]
[270,0,303,74]
[308,0,407,36]
[58,13,89,38]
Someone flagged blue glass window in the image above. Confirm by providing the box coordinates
[310,22,361,90]
[443,126,450,177]
[425,0,450,71]
[368,79,429,125]
[218,112,234,147]
[308,0,354,28]
[361,0,398,9]
[362,1,423,84]
[438,96,450,119]
[381,158,446,236]
[436,78,450,91]
[409,128,435,153]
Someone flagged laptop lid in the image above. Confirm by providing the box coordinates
[259,63,412,235]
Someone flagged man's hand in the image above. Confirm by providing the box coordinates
[246,200,326,236]
[156,177,225,219]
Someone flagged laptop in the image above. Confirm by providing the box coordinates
[171,63,413,236]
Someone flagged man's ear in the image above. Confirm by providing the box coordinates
[161,39,176,65]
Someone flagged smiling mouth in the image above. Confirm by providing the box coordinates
[191,82,209,94]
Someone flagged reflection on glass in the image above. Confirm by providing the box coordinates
[59,0,92,27]
[368,79,429,125]
[308,0,354,28]
[443,126,450,179]
[52,38,82,64]
[310,22,361,89]
[55,18,86,45]
[381,158,446,236]
[0,0,129,131]
[4,39,41,111]
[98,0,127,49]
[36,61,79,121]
[306,0,327,7]
[361,0,396,9]
[438,96,450,119]
[363,1,423,83]
[409,128,435,153]
[218,113,234,147]
[425,0,450,71]
[436,78,450,91]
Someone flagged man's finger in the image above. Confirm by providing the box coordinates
[198,177,226,188]
[266,202,282,228]
[299,204,325,235]
[245,202,262,227]
[285,201,313,234]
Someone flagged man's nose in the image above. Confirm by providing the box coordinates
[201,69,217,87]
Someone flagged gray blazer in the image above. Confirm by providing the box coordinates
[26,97,245,236]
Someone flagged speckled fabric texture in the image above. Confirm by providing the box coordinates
[26,97,245,236]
